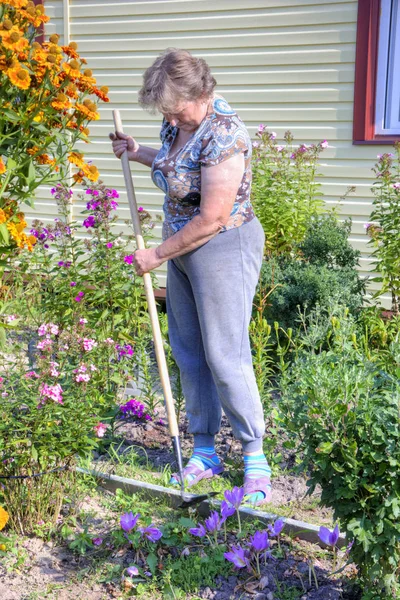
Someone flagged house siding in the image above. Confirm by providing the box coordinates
[34,0,390,304]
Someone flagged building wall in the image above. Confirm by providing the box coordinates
[36,0,390,304]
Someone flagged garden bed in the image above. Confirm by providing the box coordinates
[0,477,358,600]
[92,408,334,529]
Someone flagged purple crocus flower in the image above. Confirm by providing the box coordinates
[220,500,235,523]
[249,530,269,553]
[268,518,285,537]
[224,486,244,509]
[126,566,139,577]
[138,525,163,542]
[224,545,250,569]
[318,524,340,547]
[120,511,140,533]
[204,511,222,534]
[188,523,206,538]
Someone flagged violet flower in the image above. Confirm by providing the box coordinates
[249,530,269,553]
[188,524,206,538]
[120,511,140,533]
[126,566,139,577]
[204,511,222,534]
[224,486,244,510]
[138,525,162,542]
[224,545,250,570]
[220,500,235,523]
[268,518,285,537]
[92,537,103,546]
[318,524,340,547]
[83,215,96,228]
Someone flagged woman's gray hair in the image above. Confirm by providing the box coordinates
[138,48,217,114]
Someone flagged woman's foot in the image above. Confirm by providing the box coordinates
[243,453,272,506]
[170,447,223,487]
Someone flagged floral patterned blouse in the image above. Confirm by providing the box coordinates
[151,96,255,241]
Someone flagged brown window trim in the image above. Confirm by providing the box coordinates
[353,0,400,144]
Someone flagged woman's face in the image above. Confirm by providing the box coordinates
[162,98,210,132]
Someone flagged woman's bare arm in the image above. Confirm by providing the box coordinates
[132,153,245,275]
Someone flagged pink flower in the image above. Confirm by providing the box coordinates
[270,131,277,140]
[252,141,259,148]
[94,422,108,438]
[5,314,17,323]
[74,364,91,383]
[364,222,372,230]
[276,145,284,152]
[106,242,113,248]
[25,371,39,378]
[49,362,60,377]
[39,383,63,404]
[321,140,329,148]
[75,296,82,302]
[104,337,114,345]
[38,324,48,336]
[90,364,97,371]
[37,339,52,351]
[75,373,90,383]
[258,124,266,133]
[70,281,77,287]
[138,206,144,212]
[82,338,97,352]
[79,318,87,325]
[393,182,400,190]
[124,254,134,265]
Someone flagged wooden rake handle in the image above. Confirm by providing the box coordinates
[112,110,179,438]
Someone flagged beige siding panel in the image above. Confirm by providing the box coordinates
[34,0,394,304]
[70,0,353,18]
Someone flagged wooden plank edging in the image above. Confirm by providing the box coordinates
[76,467,346,548]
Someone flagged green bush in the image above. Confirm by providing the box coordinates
[279,305,400,597]
[259,215,366,331]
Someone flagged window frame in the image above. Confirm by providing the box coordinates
[353,0,400,144]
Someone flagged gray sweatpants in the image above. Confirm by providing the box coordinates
[166,217,266,454]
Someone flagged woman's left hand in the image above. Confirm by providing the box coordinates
[131,248,163,276]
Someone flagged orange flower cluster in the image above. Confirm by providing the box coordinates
[0,205,36,251]
[0,0,110,186]
[68,151,99,183]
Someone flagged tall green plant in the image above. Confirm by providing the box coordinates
[251,128,327,257]
[366,144,400,314]
[279,304,400,597]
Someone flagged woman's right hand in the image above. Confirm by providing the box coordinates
[109,131,140,161]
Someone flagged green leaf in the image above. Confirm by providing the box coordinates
[0,224,9,245]
[178,517,196,529]
[316,441,334,454]
[147,552,157,574]
[31,446,38,461]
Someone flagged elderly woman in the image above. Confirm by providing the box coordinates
[110,48,271,506]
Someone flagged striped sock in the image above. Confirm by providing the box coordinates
[170,446,220,485]
[243,453,272,504]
